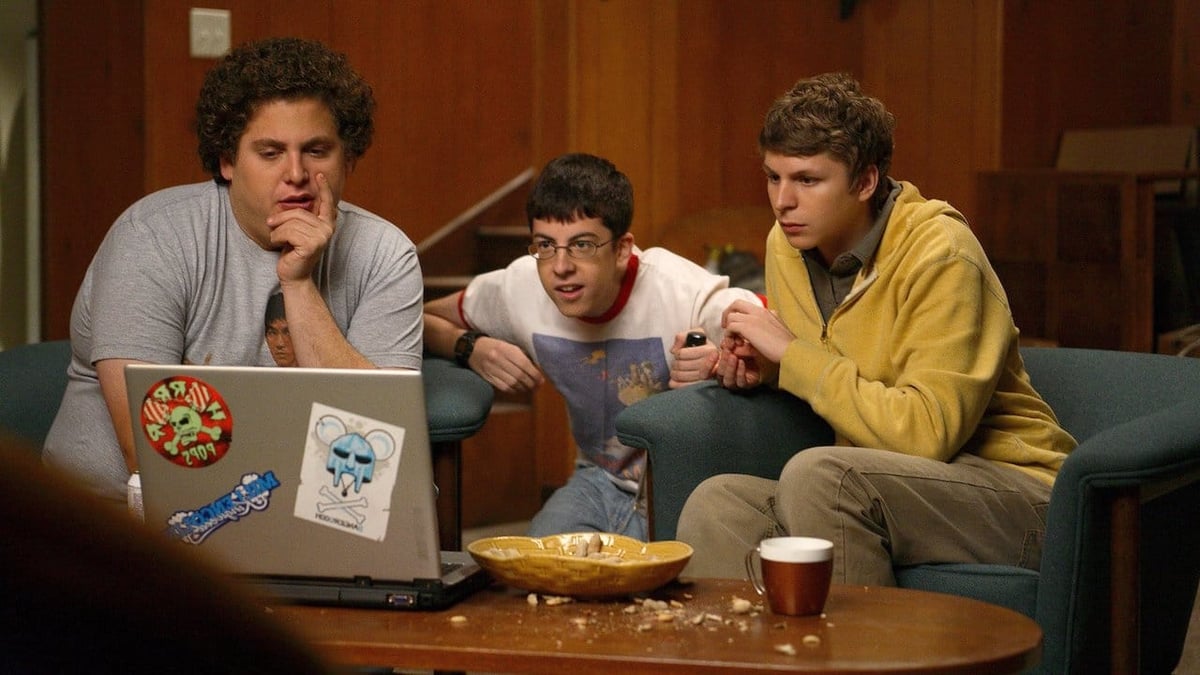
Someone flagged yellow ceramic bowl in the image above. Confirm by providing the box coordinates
[466,532,693,597]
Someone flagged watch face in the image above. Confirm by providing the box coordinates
[455,331,479,364]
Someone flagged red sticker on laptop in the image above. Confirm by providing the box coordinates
[138,375,234,468]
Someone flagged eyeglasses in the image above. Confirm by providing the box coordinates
[528,239,613,260]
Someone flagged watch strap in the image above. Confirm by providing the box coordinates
[454,330,485,367]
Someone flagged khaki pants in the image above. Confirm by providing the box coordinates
[676,446,1051,585]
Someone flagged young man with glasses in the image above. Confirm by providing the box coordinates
[423,153,762,539]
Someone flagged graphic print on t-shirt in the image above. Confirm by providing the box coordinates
[532,334,667,481]
[263,292,297,367]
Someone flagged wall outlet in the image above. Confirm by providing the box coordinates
[189,8,230,59]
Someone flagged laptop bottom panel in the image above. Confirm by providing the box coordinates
[243,552,490,611]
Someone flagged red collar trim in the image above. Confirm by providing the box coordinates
[580,254,639,324]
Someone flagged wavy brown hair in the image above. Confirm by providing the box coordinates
[759,73,896,212]
[195,37,375,184]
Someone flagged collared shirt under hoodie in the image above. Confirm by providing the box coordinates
[805,179,900,321]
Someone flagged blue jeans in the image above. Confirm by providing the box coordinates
[527,465,648,540]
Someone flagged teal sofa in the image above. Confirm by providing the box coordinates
[616,347,1200,674]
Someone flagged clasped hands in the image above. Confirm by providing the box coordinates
[671,299,792,390]
[714,299,791,390]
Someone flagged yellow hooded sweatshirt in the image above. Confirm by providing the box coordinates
[770,181,1076,482]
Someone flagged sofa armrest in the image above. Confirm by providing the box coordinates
[0,340,71,450]
[422,356,494,442]
[421,356,494,550]
[1038,396,1200,674]
[616,382,833,540]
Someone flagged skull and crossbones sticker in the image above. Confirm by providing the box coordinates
[139,375,233,468]
[294,403,404,541]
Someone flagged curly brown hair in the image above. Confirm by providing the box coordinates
[759,73,896,212]
[195,37,375,184]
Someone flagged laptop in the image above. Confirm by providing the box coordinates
[124,363,489,610]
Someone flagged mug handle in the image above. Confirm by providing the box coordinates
[744,546,766,595]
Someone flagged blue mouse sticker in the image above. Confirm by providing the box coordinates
[293,402,403,541]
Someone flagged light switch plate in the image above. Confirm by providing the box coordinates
[189,8,231,59]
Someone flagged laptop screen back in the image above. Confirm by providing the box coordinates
[125,364,443,583]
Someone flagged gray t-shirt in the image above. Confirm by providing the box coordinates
[43,181,423,501]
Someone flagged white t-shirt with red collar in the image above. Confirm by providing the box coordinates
[459,247,763,491]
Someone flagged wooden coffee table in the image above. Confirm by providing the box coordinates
[268,578,1041,674]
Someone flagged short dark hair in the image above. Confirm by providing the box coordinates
[195,37,375,184]
[759,73,896,211]
[263,292,286,330]
[526,153,634,238]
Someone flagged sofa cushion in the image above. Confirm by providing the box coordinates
[895,563,1039,619]
[0,340,71,451]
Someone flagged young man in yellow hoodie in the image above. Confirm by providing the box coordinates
[676,73,1077,584]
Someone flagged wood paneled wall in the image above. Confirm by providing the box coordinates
[860,1,1003,223]
[38,0,1186,340]
[41,0,540,340]
[40,0,146,341]
[138,0,539,249]
[1172,0,1200,124]
[544,0,865,248]
[1000,0,1176,169]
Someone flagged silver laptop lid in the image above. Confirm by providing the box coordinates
[125,364,443,582]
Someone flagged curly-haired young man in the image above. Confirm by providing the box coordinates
[44,37,423,504]
[677,73,1077,583]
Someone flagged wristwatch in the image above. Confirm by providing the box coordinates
[454,330,485,368]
